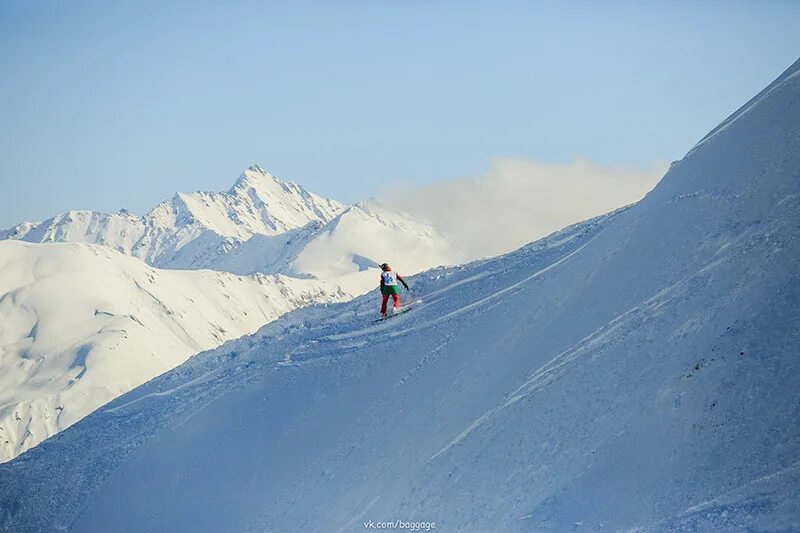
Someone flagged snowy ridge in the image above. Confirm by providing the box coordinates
[288,200,457,293]
[2,166,347,272]
[0,240,347,463]
[686,57,800,158]
[1,166,455,291]
[0,221,39,241]
[183,198,457,291]
[2,59,799,532]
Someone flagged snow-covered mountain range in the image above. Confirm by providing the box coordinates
[1,165,344,267]
[0,167,455,463]
[203,199,456,292]
[0,240,347,463]
[0,166,454,294]
[1,59,797,531]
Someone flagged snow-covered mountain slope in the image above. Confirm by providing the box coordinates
[0,160,452,465]
[2,59,799,532]
[0,221,37,241]
[0,240,346,464]
[286,200,457,293]
[197,199,456,291]
[1,166,346,272]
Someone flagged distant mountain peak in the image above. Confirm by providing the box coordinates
[231,164,294,189]
[1,166,350,271]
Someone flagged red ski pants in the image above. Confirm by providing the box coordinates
[381,293,400,315]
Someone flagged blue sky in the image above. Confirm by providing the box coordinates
[1,1,799,227]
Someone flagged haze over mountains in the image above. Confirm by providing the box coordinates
[1,58,797,533]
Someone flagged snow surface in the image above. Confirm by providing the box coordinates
[0,167,455,462]
[1,59,799,532]
[0,241,346,463]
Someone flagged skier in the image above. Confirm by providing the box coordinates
[379,262,410,318]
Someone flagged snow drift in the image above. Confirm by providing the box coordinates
[1,58,799,531]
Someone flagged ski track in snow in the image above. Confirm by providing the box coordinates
[625,460,800,532]
[321,234,599,347]
[272,231,600,375]
[391,234,601,338]
[430,240,736,463]
[337,495,381,533]
[104,369,223,415]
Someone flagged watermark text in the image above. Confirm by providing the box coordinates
[363,519,436,531]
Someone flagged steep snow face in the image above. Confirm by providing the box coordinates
[2,60,799,532]
[0,240,346,463]
[2,166,346,271]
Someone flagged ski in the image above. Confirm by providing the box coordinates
[374,307,412,322]
[374,298,423,322]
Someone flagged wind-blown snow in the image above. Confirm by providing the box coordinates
[0,241,346,463]
[1,58,799,532]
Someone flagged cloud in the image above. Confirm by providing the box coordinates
[382,157,667,261]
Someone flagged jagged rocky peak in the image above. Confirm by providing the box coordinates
[234,165,346,223]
